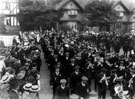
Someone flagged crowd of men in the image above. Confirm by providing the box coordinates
[0,34,41,99]
[40,30,135,99]
[1,30,135,99]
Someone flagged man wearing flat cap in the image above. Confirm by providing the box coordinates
[75,76,90,99]
[97,68,109,99]
[55,79,70,99]
[126,69,135,99]
[70,66,82,94]
[50,66,64,99]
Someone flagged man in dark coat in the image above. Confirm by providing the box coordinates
[50,67,64,99]
[75,76,90,99]
[55,79,70,99]
[70,66,82,94]
[97,68,109,99]
[8,79,21,99]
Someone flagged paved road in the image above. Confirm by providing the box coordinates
[38,47,128,99]
[39,48,53,99]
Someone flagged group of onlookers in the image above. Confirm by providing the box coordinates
[0,36,41,99]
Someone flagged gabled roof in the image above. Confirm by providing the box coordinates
[112,0,135,12]
[112,0,129,12]
[55,0,84,11]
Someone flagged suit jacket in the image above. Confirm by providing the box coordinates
[75,82,90,98]
[50,72,64,88]
[55,86,70,99]
[9,89,20,99]
[70,72,82,91]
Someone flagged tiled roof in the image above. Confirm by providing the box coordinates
[75,0,93,9]
[55,0,135,12]
[55,0,85,10]
[112,0,135,11]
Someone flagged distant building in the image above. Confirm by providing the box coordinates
[55,0,135,32]
[0,0,20,35]
[111,0,135,33]
[55,0,92,31]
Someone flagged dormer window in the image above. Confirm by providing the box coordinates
[117,12,124,18]
[119,12,124,17]
[68,10,78,16]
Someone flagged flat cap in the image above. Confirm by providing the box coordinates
[101,68,107,72]
[70,94,79,99]
[110,69,117,73]
[60,79,67,84]
[81,76,88,81]
[74,66,80,70]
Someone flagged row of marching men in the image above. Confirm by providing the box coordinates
[49,57,135,99]
[40,32,135,99]
[0,40,42,99]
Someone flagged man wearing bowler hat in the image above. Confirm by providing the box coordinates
[75,76,90,99]
[55,79,70,99]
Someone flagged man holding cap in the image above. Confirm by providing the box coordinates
[75,76,90,99]
[55,79,70,99]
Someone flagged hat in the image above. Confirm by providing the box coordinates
[81,76,88,81]
[30,85,40,92]
[74,66,80,70]
[55,66,60,69]
[16,72,25,80]
[65,44,69,48]
[71,58,75,61]
[110,69,117,73]
[65,52,69,55]
[25,63,30,66]
[133,62,135,66]
[26,76,36,84]
[60,79,67,84]
[8,69,16,75]
[101,68,107,72]
[23,83,32,91]
[70,94,79,99]
[116,78,124,83]
[0,75,11,83]
[0,84,10,90]
[6,67,12,72]
[130,69,135,73]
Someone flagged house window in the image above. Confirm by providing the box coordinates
[132,23,135,29]
[118,12,124,17]
[4,16,19,26]
[68,22,77,30]
[116,23,122,29]
[68,10,78,16]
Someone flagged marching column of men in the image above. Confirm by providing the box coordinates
[40,31,135,99]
